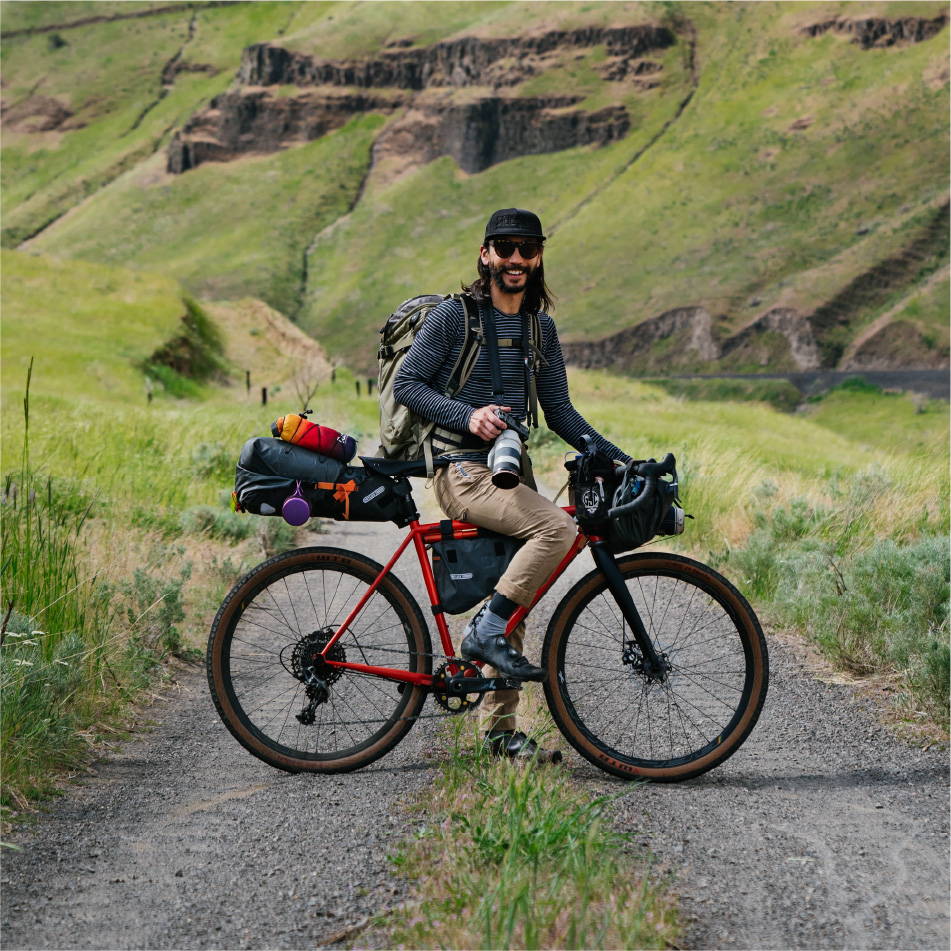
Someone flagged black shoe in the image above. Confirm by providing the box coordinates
[484,730,563,764]
[460,607,545,682]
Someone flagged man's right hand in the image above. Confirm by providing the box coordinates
[468,404,511,441]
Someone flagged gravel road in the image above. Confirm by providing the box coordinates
[2,510,948,950]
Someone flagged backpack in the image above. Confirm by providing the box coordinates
[376,292,543,475]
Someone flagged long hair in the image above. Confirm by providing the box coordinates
[462,256,556,315]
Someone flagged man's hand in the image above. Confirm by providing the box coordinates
[468,404,511,441]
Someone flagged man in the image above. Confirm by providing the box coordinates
[393,208,630,760]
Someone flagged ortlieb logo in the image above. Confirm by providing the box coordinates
[362,486,386,504]
[450,572,474,581]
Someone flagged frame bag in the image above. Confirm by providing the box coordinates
[431,522,523,614]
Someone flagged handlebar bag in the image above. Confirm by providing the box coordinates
[234,437,406,524]
[431,524,523,614]
[607,476,675,554]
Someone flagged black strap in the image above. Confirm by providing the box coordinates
[439,519,454,539]
[478,298,506,405]
[520,311,535,427]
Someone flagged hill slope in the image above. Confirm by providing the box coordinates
[3,0,948,373]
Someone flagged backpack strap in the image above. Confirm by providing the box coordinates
[478,298,507,405]
[521,311,539,429]
[421,293,484,477]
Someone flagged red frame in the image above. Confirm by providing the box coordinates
[320,506,600,687]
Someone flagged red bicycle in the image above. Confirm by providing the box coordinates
[207,447,768,782]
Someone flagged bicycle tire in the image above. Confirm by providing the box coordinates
[207,546,431,774]
[543,552,767,782]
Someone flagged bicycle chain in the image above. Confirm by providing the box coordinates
[323,646,501,725]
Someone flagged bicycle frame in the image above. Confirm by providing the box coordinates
[318,506,589,686]
[317,503,669,686]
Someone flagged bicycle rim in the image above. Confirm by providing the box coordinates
[207,547,431,773]
[543,552,768,781]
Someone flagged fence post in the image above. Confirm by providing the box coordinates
[261,386,268,406]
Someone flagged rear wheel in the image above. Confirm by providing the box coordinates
[207,547,431,773]
[543,552,768,781]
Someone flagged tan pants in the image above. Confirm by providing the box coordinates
[433,457,576,732]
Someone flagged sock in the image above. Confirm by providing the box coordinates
[488,592,518,620]
[475,606,507,639]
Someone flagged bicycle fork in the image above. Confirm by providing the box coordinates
[588,541,670,682]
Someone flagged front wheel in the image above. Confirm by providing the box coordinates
[543,552,768,781]
[207,547,432,773]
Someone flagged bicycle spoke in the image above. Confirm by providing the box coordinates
[548,555,766,776]
[211,550,429,770]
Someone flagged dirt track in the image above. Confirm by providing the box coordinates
[2,514,948,950]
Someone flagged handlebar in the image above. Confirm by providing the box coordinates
[607,452,676,519]
[566,437,677,519]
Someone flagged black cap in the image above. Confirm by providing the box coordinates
[484,208,545,242]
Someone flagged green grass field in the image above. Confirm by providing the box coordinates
[6,1,946,370]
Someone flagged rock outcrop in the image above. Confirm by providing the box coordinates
[167,88,403,173]
[801,14,948,48]
[168,24,674,174]
[561,305,825,374]
[842,321,949,371]
[237,26,674,90]
[374,97,630,174]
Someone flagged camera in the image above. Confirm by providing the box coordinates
[487,411,527,489]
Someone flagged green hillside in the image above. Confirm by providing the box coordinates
[3,0,947,373]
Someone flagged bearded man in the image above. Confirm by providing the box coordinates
[393,208,631,760]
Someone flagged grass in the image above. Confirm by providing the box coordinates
[386,719,677,949]
[0,2,312,245]
[27,114,383,317]
[6,3,947,372]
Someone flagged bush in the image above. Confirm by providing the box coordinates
[179,505,257,543]
[723,485,950,725]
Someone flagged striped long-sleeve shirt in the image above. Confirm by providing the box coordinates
[392,296,631,462]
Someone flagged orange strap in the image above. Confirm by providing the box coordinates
[316,479,358,519]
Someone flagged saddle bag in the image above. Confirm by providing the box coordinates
[233,437,410,525]
[431,522,523,615]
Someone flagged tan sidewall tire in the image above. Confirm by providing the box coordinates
[543,552,768,782]
[207,547,431,774]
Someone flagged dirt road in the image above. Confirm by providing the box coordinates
[2,514,948,950]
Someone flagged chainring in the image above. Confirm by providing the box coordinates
[431,660,484,714]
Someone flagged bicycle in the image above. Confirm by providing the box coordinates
[207,444,768,782]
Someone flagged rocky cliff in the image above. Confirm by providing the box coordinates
[801,13,948,48]
[167,24,673,174]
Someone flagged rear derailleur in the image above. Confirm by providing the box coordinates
[282,627,345,725]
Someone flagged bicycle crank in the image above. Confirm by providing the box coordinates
[430,661,524,713]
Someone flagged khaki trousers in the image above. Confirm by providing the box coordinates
[433,457,576,732]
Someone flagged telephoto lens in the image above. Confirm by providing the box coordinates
[488,428,523,489]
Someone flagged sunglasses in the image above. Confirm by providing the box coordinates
[490,239,543,260]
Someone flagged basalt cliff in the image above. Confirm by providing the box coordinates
[167,25,672,175]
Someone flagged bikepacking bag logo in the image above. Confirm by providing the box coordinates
[362,485,386,504]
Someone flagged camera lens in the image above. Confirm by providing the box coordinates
[490,429,522,489]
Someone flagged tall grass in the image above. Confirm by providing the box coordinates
[0,365,193,808]
[388,720,677,950]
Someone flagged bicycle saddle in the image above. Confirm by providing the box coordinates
[359,456,450,478]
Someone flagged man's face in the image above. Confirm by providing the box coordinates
[480,237,543,295]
